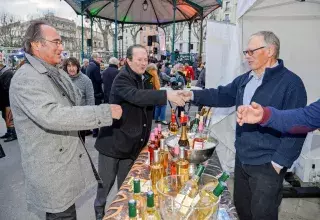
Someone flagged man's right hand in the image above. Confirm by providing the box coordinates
[177,91,193,102]
[110,104,122,119]
[167,90,186,106]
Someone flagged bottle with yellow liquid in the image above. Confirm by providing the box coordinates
[176,147,189,184]
[174,165,205,216]
[133,178,145,219]
[143,191,161,220]
[150,149,164,193]
[159,139,169,176]
[178,114,190,148]
[168,109,178,135]
[189,182,226,220]
[128,199,138,220]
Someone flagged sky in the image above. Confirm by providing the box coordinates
[0,0,80,24]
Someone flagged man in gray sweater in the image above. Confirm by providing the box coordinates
[9,21,122,220]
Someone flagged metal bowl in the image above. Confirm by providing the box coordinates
[165,134,218,164]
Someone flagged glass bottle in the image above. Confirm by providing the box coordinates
[133,178,145,219]
[193,121,204,150]
[150,149,164,193]
[154,127,160,149]
[175,165,205,215]
[176,147,190,184]
[128,199,138,220]
[143,191,161,220]
[179,114,190,148]
[309,164,317,186]
[190,114,200,133]
[170,146,179,176]
[159,139,169,176]
[168,109,178,135]
[157,124,163,139]
[148,133,156,164]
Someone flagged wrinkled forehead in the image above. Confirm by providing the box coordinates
[247,35,265,48]
[132,48,148,60]
[41,25,61,40]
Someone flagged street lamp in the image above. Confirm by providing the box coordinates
[142,0,148,11]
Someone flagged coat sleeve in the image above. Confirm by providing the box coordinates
[9,71,113,131]
[192,75,240,107]
[262,99,320,134]
[84,75,95,106]
[271,80,307,168]
[112,73,167,107]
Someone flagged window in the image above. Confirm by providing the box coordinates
[225,1,230,11]
[224,14,230,22]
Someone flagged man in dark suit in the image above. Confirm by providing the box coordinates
[102,57,119,103]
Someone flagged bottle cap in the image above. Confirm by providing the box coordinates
[212,182,226,197]
[147,191,154,207]
[160,139,165,150]
[218,171,230,182]
[128,199,137,218]
[179,147,185,159]
[154,128,158,135]
[133,178,141,193]
[195,164,205,177]
[200,116,204,123]
[150,133,155,141]
[158,123,162,132]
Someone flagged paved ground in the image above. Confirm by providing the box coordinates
[1,104,319,220]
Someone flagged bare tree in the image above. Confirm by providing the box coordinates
[127,25,140,45]
[96,18,114,51]
[0,12,23,47]
[192,13,216,50]
[163,22,186,50]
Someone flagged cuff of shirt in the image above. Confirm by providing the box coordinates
[271,161,283,169]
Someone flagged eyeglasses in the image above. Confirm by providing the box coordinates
[41,38,63,47]
[243,46,266,56]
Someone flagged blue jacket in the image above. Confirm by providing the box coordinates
[192,60,307,168]
[102,64,119,103]
[86,59,103,98]
[262,99,320,134]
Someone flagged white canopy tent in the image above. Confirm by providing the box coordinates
[206,0,320,172]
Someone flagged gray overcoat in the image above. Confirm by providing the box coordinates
[9,54,113,213]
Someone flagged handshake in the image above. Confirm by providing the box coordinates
[166,90,193,106]
[237,102,264,126]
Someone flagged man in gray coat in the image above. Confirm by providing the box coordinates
[9,21,122,220]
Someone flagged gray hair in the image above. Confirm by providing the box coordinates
[146,63,157,72]
[91,52,100,59]
[108,57,119,66]
[23,20,49,55]
[251,31,280,59]
[82,58,89,63]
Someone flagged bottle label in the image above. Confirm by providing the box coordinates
[194,141,203,150]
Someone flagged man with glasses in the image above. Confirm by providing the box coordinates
[179,31,307,220]
[9,21,122,220]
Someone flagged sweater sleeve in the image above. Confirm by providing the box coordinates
[84,75,95,106]
[262,99,320,134]
[271,81,308,168]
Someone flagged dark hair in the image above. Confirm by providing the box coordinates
[23,20,49,55]
[63,57,81,74]
[126,44,147,61]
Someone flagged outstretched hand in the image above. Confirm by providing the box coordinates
[237,102,264,126]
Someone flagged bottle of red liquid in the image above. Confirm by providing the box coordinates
[148,133,156,164]
[157,124,164,139]
[170,146,180,176]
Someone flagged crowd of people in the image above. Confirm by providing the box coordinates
[1,19,319,220]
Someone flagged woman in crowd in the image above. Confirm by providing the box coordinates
[146,63,169,125]
[63,57,95,142]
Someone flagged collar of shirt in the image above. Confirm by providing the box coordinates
[249,61,279,80]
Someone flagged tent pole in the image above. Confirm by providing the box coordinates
[188,21,192,63]
[114,0,118,58]
[122,23,124,58]
[199,10,203,63]
[81,1,84,61]
[90,16,93,56]
[171,0,176,64]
